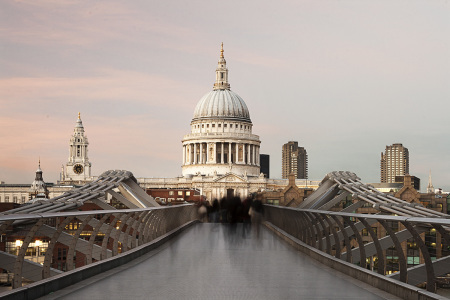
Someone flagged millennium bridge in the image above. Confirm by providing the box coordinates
[1,170,450,299]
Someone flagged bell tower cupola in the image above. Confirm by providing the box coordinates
[213,43,230,91]
[60,112,93,184]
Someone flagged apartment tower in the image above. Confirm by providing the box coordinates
[380,143,409,183]
[282,141,308,179]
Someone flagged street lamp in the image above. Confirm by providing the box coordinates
[35,240,42,261]
[15,240,23,255]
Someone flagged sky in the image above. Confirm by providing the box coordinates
[0,0,449,191]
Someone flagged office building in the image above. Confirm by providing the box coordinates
[282,141,308,179]
[380,143,409,183]
[260,154,270,178]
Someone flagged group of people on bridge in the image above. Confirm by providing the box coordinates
[197,196,264,237]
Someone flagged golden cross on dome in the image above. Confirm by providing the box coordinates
[220,42,224,58]
[78,112,81,119]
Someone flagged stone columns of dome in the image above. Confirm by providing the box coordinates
[247,144,251,165]
[187,144,190,164]
[229,143,232,164]
[207,143,212,163]
[237,144,241,164]
[182,145,186,165]
[252,145,256,166]
[213,143,217,163]
[199,143,203,164]
[194,143,197,164]
[257,146,260,166]
[203,143,207,164]
[188,144,191,164]
[221,143,224,164]
[190,144,194,164]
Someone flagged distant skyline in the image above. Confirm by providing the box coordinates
[1,1,449,191]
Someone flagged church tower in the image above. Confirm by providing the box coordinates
[30,159,49,199]
[61,113,93,184]
[427,170,435,194]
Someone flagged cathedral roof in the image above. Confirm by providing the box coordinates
[193,89,251,122]
[192,44,251,123]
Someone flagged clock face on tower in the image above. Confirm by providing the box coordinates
[73,164,84,175]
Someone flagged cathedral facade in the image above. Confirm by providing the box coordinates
[139,45,320,201]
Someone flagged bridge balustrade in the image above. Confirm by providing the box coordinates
[264,204,450,294]
[0,204,199,291]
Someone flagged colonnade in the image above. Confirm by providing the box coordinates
[69,143,88,161]
[183,142,259,166]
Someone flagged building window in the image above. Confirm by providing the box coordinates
[218,124,221,127]
[224,124,227,128]
[21,196,26,203]
[13,196,17,203]
[212,124,215,128]
[5,196,9,202]
[186,191,191,196]
[230,124,233,128]
[169,191,174,196]
[178,191,183,196]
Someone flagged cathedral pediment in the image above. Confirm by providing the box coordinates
[213,172,248,183]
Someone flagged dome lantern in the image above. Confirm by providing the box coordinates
[213,43,230,91]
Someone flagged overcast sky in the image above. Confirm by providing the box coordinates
[1,0,449,191]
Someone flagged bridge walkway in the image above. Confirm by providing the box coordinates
[41,223,400,300]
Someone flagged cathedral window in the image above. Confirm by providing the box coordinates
[13,196,17,203]
[218,124,221,127]
[221,73,224,79]
[212,124,215,128]
[5,196,9,202]
[224,124,227,128]
[230,124,233,128]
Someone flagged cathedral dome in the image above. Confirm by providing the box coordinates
[192,89,251,122]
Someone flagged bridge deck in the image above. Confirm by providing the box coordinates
[41,223,399,300]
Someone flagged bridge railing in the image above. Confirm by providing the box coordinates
[264,204,450,294]
[0,204,199,290]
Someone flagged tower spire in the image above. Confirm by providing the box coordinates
[213,43,230,90]
[427,170,434,193]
